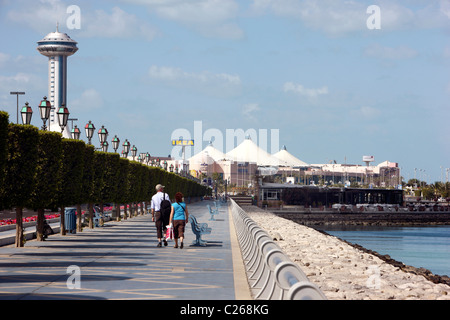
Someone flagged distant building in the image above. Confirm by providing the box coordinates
[37,25,78,138]
[257,183,404,208]
[187,137,401,189]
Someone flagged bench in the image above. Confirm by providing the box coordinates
[189,215,212,246]
[207,204,219,221]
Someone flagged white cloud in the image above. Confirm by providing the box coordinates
[251,0,450,36]
[148,65,242,98]
[148,65,241,85]
[352,106,381,119]
[441,0,450,18]
[251,0,367,36]
[78,7,157,41]
[70,89,104,111]
[283,82,328,98]
[7,0,66,34]
[0,72,45,91]
[125,0,244,39]
[444,46,450,58]
[0,52,10,66]
[7,1,157,41]
[364,44,418,60]
[242,103,260,120]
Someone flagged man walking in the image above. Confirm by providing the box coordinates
[151,184,171,247]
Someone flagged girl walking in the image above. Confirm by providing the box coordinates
[169,192,189,249]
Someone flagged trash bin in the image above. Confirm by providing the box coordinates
[64,207,77,233]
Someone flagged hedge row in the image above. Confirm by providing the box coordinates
[0,111,209,214]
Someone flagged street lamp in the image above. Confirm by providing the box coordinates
[85,121,95,145]
[20,102,33,125]
[101,141,109,152]
[131,145,137,160]
[169,164,174,172]
[38,96,51,130]
[10,91,25,124]
[139,153,146,164]
[56,104,70,133]
[122,139,130,157]
[98,125,108,144]
[112,135,120,153]
[71,125,81,140]
[146,152,150,165]
[164,160,168,171]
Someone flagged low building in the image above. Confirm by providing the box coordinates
[258,182,404,208]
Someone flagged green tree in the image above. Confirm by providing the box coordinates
[102,153,120,219]
[0,111,9,205]
[4,124,39,247]
[29,131,62,241]
[58,139,85,235]
[79,144,95,231]
[102,153,120,203]
[115,158,129,220]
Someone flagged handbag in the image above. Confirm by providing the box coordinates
[165,224,174,240]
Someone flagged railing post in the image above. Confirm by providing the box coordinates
[229,199,327,300]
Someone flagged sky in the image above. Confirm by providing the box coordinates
[0,0,449,184]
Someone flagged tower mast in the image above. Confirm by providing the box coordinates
[37,25,78,137]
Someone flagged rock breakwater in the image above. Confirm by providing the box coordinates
[274,212,450,226]
[243,206,450,300]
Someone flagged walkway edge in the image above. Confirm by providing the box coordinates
[228,204,253,300]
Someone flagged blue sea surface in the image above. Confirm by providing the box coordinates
[316,225,450,277]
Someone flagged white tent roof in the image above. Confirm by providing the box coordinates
[189,143,229,164]
[272,145,309,167]
[226,137,281,167]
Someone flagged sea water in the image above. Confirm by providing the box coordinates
[315,225,450,277]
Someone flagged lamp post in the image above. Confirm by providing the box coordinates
[169,164,174,173]
[56,104,70,133]
[71,125,81,140]
[38,96,52,130]
[101,141,109,152]
[20,102,33,125]
[122,139,130,157]
[98,125,108,145]
[112,135,120,153]
[85,121,95,145]
[131,145,137,160]
[164,160,168,171]
[146,152,150,165]
[68,118,78,130]
[10,91,25,124]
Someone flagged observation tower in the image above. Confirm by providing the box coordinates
[37,24,78,137]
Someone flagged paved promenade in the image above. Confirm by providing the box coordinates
[0,201,250,300]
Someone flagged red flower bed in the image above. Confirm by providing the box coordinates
[0,213,61,226]
[1,206,115,226]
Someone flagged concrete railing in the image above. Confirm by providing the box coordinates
[230,199,327,300]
